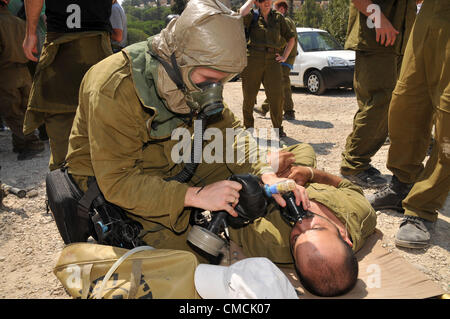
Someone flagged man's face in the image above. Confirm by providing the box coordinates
[290,201,353,261]
[290,211,342,258]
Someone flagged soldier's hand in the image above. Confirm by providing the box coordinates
[286,166,314,186]
[261,173,310,210]
[375,14,399,47]
[268,150,295,175]
[275,53,287,63]
[23,33,39,62]
[185,180,242,217]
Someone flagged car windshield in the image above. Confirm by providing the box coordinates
[298,31,343,52]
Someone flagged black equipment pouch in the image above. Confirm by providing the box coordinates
[78,180,144,249]
[45,168,93,244]
[46,168,144,249]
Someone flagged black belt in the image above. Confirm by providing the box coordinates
[248,46,280,54]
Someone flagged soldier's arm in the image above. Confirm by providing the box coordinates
[23,0,43,61]
[239,0,256,17]
[277,15,296,63]
[282,166,343,188]
[352,0,399,46]
[276,36,295,63]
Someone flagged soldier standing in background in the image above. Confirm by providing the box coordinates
[255,0,298,121]
[369,0,450,249]
[22,0,113,171]
[239,0,296,138]
[339,0,416,188]
[0,0,44,160]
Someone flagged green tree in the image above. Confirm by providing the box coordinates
[320,0,349,46]
[294,0,323,29]
[127,28,150,44]
[171,0,187,15]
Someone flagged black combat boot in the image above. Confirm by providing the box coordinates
[367,175,413,211]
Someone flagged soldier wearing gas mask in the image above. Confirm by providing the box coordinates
[64,0,314,264]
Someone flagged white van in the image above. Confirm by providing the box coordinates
[289,27,355,95]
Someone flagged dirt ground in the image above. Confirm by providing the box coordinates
[0,81,448,299]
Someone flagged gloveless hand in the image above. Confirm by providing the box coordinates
[23,33,39,62]
[261,172,310,209]
[184,180,242,217]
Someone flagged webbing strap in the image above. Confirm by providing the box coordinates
[77,179,101,218]
[149,51,186,92]
[128,259,143,299]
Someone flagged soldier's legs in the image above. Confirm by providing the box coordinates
[340,51,401,175]
[260,65,294,116]
[45,112,77,171]
[282,65,295,115]
[370,0,449,248]
[396,6,450,222]
[241,54,265,129]
[262,58,284,130]
[25,111,76,170]
[0,81,43,158]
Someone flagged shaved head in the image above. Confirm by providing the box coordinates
[290,207,359,297]
[294,232,358,297]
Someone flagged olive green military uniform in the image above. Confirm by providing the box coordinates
[66,50,376,264]
[260,15,298,117]
[0,8,42,153]
[340,0,417,175]
[241,9,295,131]
[23,31,112,171]
[386,0,450,222]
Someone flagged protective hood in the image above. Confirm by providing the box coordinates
[151,0,247,114]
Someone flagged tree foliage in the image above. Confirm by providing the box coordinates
[122,0,173,44]
[295,0,323,29]
[320,0,349,45]
[171,0,187,14]
[293,0,349,46]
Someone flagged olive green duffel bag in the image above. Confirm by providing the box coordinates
[53,243,200,299]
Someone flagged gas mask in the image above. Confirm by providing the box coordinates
[186,81,225,119]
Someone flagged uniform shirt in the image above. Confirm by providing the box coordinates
[45,0,112,33]
[0,8,28,69]
[284,16,298,64]
[66,52,274,233]
[345,0,417,55]
[306,179,377,252]
[244,9,295,51]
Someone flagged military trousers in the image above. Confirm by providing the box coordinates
[241,50,284,130]
[261,63,295,115]
[386,0,450,222]
[340,51,402,174]
[0,66,40,150]
[23,111,75,171]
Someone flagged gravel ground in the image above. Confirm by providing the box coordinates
[0,80,448,298]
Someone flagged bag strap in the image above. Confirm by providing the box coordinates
[95,245,155,299]
[128,259,143,299]
[77,178,101,219]
[81,264,94,299]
